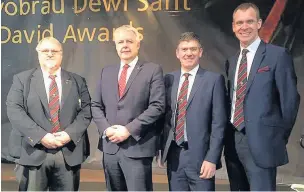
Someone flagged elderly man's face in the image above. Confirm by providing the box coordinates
[37,40,62,72]
[114,30,140,64]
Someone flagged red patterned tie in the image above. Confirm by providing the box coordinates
[49,75,60,133]
[175,73,190,145]
[233,49,249,131]
[118,64,129,98]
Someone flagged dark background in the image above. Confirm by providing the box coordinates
[2,0,304,183]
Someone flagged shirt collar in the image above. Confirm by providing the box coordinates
[240,37,261,54]
[181,64,199,78]
[120,56,138,68]
[41,67,61,79]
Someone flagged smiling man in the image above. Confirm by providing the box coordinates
[159,32,227,191]
[224,3,300,191]
[6,37,92,191]
[91,25,165,191]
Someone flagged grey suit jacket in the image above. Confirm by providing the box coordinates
[92,60,165,158]
[6,68,92,166]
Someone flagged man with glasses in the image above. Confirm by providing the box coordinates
[159,32,227,191]
[224,3,300,191]
[6,37,92,191]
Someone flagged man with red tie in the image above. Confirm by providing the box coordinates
[91,25,165,191]
[224,3,300,191]
[159,32,227,191]
[6,37,92,191]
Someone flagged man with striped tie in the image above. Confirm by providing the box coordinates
[6,37,92,191]
[159,32,227,191]
[224,3,300,191]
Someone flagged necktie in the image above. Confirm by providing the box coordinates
[118,64,129,98]
[233,49,249,131]
[175,73,190,145]
[49,75,60,133]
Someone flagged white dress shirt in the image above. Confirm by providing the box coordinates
[41,67,62,105]
[102,56,138,138]
[176,64,199,141]
[118,56,138,82]
[230,38,261,123]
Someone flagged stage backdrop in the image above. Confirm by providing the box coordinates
[2,0,304,183]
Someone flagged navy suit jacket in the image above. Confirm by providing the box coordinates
[224,41,300,168]
[92,60,165,158]
[161,67,227,170]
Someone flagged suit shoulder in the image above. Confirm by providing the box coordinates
[65,71,86,85]
[14,68,37,80]
[142,61,162,70]
[203,69,224,79]
[66,71,84,79]
[266,43,288,55]
[102,64,116,70]
[165,70,178,76]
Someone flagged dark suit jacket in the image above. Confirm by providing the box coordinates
[6,68,92,167]
[161,67,227,170]
[92,60,165,158]
[224,41,300,168]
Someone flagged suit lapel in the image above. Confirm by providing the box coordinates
[171,70,181,112]
[229,52,239,100]
[186,67,205,109]
[119,60,143,100]
[32,68,50,116]
[60,69,72,111]
[246,41,266,93]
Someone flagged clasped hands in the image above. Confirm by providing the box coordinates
[105,125,131,143]
[40,131,71,149]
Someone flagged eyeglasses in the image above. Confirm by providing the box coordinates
[38,49,62,55]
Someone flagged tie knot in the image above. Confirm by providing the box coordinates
[183,73,190,80]
[123,64,130,69]
[242,49,249,56]
[49,75,56,80]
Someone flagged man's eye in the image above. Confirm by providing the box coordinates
[247,20,254,24]
[236,21,243,26]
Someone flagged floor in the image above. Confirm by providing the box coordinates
[1,163,292,191]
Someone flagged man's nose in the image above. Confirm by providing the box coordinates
[46,51,54,56]
[241,22,249,29]
[185,49,192,55]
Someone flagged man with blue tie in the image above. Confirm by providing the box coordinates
[224,3,300,191]
[159,32,227,191]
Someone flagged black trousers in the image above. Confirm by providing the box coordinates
[225,130,277,191]
[16,151,80,191]
[103,149,153,191]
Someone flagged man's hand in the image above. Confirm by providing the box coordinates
[53,131,71,145]
[105,126,117,138]
[199,161,216,179]
[156,150,166,168]
[108,125,131,143]
[40,133,62,149]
